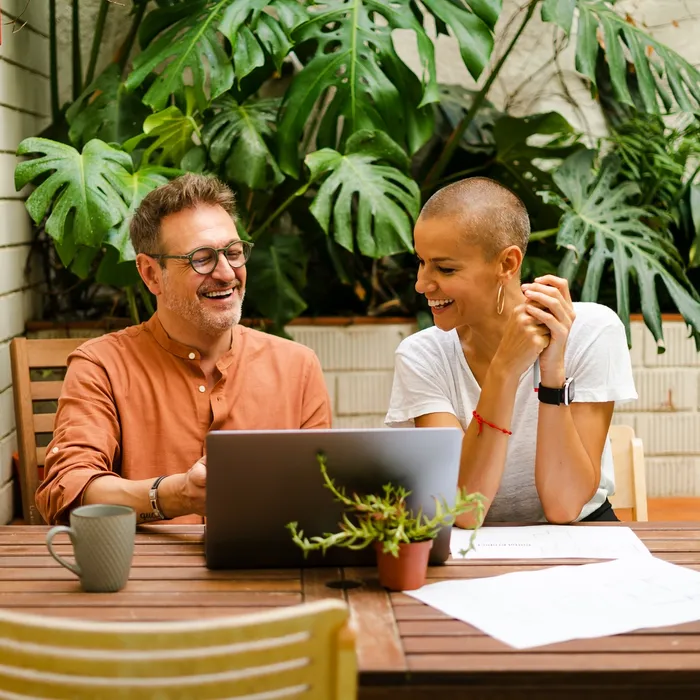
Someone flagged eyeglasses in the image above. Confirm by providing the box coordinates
[146,240,254,275]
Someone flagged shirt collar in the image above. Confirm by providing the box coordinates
[146,313,241,368]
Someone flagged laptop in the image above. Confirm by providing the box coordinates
[205,428,463,569]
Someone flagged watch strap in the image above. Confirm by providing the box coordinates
[537,383,563,405]
[149,476,169,521]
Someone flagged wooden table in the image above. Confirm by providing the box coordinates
[1,523,700,699]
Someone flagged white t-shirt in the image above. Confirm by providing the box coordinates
[385,303,638,522]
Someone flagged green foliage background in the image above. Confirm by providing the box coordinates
[15,0,700,347]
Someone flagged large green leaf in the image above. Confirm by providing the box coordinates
[244,233,308,331]
[542,149,700,350]
[488,112,584,227]
[219,0,306,80]
[278,0,498,175]
[689,183,700,269]
[124,106,198,167]
[127,0,232,111]
[435,84,503,153]
[543,0,700,114]
[306,131,420,258]
[421,0,498,76]
[107,166,177,262]
[95,247,141,288]
[202,95,283,189]
[15,138,133,248]
[126,0,302,111]
[541,0,575,35]
[66,64,150,149]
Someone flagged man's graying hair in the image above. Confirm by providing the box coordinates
[420,177,530,260]
[130,173,237,255]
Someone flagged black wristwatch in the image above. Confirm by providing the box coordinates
[538,377,575,406]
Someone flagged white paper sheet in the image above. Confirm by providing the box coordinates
[451,525,651,560]
[407,557,700,649]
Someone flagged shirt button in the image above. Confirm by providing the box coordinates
[188,352,196,360]
[198,385,206,393]
[52,447,59,454]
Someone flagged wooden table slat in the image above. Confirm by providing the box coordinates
[344,569,407,673]
[407,652,700,672]
[0,591,302,607]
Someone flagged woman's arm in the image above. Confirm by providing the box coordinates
[414,301,550,525]
[523,275,617,522]
[416,361,520,526]
[534,400,614,523]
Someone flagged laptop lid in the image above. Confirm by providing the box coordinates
[205,427,463,569]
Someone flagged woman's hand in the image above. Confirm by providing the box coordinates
[521,275,576,383]
[492,302,551,379]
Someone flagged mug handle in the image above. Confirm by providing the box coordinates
[46,526,81,577]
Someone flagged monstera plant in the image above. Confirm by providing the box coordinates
[14,0,700,345]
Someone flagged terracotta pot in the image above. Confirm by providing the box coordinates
[374,540,433,591]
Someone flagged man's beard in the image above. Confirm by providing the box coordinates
[161,273,244,333]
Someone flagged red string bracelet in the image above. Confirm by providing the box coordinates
[472,410,512,436]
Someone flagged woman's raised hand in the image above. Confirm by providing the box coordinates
[493,300,551,379]
[521,275,576,382]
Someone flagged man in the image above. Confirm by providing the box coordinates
[36,174,331,525]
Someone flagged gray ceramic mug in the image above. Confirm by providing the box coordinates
[46,505,136,592]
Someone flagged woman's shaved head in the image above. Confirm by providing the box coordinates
[419,177,530,260]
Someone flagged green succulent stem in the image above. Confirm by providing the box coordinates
[427,162,493,191]
[71,0,82,101]
[423,0,540,191]
[529,227,560,242]
[117,1,149,75]
[286,453,484,559]
[125,286,140,325]
[49,0,59,123]
[250,182,312,242]
[137,280,155,318]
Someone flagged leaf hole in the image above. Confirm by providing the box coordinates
[323,40,342,54]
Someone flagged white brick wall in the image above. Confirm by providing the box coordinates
[616,320,700,497]
[0,3,50,524]
[289,324,415,429]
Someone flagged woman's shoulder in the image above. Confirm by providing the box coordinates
[571,302,623,331]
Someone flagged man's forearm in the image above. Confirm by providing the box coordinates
[82,473,189,522]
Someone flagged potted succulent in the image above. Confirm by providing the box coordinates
[287,453,484,591]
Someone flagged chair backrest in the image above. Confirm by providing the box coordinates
[608,424,648,521]
[9,337,87,525]
[0,598,357,699]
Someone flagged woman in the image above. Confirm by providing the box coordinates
[385,177,637,525]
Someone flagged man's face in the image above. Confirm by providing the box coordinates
[153,205,247,334]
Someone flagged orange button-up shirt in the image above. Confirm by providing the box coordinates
[36,315,332,524]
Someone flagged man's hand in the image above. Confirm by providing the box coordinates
[159,457,207,518]
[182,456,207,516]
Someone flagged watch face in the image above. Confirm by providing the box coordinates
[565,378,575,403]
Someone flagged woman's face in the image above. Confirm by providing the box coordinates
[414,215,501,331]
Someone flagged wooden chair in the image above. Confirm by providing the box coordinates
[0,598,357,699]
[9,337,87,525]
[608,424,649,521]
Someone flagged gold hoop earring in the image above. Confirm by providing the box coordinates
[496,283,505,315]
